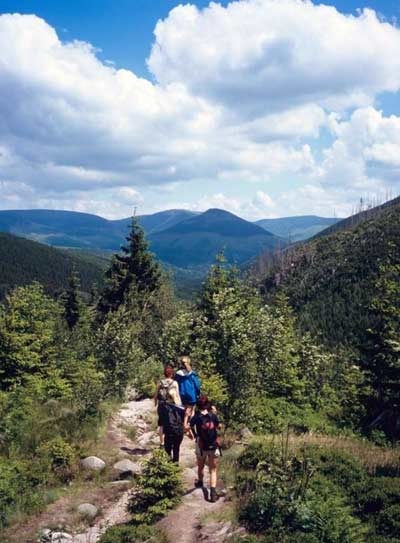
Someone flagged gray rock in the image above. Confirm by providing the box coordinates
[81,456,106,471]
[239,427,253,440]
[77,503,98,519]
[112,459,141,478]
[125,386,141,401]
[39,532,72,543]
[51,533,73,543]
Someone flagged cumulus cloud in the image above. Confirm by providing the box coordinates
[149,0,400,115]
[320,107,400,192]
[0,2,399,219]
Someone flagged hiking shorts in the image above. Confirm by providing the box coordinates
[195,442,221,459]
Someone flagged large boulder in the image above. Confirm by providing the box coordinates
[77,503,98,519]
[81,456,106,471]
[112,459,141,478]
[38,530,73,543]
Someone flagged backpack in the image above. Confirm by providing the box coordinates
[162,403,184,437]
[198,413,219,452]
[157,379,174,402]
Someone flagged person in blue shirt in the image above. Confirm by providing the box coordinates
[175,356,201,433]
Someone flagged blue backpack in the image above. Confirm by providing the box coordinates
[176,371,201,404]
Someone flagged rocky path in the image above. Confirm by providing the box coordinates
[5,398,241,543]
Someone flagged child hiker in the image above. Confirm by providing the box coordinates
[158,401,185,463]
[190,395,221,503]
[154,366,181,447]
[175,356,201,432]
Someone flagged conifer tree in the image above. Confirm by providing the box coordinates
[63,268,83,330]
[361,264,400,439]
[98,216,161,315]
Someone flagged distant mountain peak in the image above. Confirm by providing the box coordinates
[161,208,271,237]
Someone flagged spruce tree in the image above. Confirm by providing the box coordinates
[98,216,161,315]
[63,268,83,330]
[361,264,400,439]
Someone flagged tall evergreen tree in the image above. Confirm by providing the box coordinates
[97,216,161,315]
[63,268,83,330]
[361,264,400,440]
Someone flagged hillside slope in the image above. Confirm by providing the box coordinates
[256,215,339,241]
[0,209,124,250]
[149,208,283,268]
[0,232,104,299]
[260,198,400,347]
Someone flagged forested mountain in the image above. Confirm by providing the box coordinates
[0,208,283,272]
[259,196,400,348]
[0,209,124,250]
[114,209,199,235]
[313,195,400,239]
[147,208,283,268]
[0,232,104,299]
[256,215,339,241]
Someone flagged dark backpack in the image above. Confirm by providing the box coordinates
[157,379,174,402]
[198,413,219,451]
[162,403,184,437]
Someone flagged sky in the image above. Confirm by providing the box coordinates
[0,0,400,220]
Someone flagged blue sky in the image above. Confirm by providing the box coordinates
[0,0,400,219]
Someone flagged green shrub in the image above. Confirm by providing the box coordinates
[0,458,42,528]
[243,397,337,435]
[98,523,167,543]
[376,504,400,537]
[127,448,183,524]
[297,476,367,543]
[132,355,163,398]
[38,436,76,482]
[356,476,400,517]
[302,445,367,498]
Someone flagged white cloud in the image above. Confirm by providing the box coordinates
[0,4,399,219]
[320,107,400,191]
[149,0,400,116]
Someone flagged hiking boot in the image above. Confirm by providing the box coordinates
[194,479,203,489]
[210,487,219,502]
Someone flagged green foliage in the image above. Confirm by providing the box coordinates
[61,268,84,330]
[0,231,104,301]
[38,436,76,482]
[127,448,183,524]
[237,441,368,543]
[98,524,167,543]
[376,504,400,537]
[133,355,163,398]
[98,217,161,316]
[360,263,400,440]
[261,200,400,349]
[0,283,61,390]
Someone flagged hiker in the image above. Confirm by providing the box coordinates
[154,366,182,447]
[175,356,201,432]
[189,395,221,503]
[159,401,185,463]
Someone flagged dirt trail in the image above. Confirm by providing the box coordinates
[4,399,230,543]
[158,445,227,543]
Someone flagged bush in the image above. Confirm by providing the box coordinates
[376,504,400,537]
[0,458,42,528]
[38,436,76,482]
[356,476,400,517]
[127,448,183,524]
[297,476,366,543]
[98,524,167,543]
[242,397,337,435]
[132,355,163,398]
[302,445,367,498]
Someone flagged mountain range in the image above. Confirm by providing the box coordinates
[0,208,340,267]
